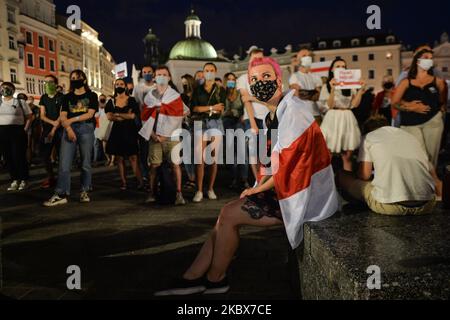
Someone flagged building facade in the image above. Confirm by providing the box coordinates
[81,21,102,94]
[56,15,82,93]
[0,0,24,92]
[19,0,58,98]
[100,46,115,96]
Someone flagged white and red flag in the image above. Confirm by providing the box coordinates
[270,90,339,249]
[139,87,188,140]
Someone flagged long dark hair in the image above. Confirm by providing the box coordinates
[69,69,90,92]
[181,74,195,95]
[224,72,238,100]
[327,58,351,97]
[113,78,129,97]
[408,49,434,79]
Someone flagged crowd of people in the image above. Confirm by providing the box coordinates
[1,43,449,295]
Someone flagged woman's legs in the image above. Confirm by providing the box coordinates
[183,198,282,282]
[129,155,143,186]
[117,156,126,186]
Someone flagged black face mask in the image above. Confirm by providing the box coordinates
[115,87,126,95]
[100,99,106,104]
[71,79,85,90]
[250,80,278,103]
[383,82,394,90]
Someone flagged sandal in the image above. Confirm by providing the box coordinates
[185,181,196,189]
[120,184,127,191]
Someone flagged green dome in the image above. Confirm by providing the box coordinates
[169,37,218,60]
[143,29,158,43]
[186,14,200,21]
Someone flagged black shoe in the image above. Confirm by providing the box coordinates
[154,277,206,296]
[203,276,230,295]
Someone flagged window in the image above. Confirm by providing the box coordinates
[367,37,376,45]
[7,6,16,24]
[19,46,24,59]
[369,70,375,79]
[443,67,449,73]
[26,31,33,45]
[50,59,55,72]
[61,60,65,72]
[10,68,17,83]
[60,41,65,51]
[351,39,360,46]
[386,36,395,44]
[333,40,341,48]
[49,40,54,52]
[369,53,375,61]
[27,53,34,67]
[318,41,327,49]
[386,52,393,60]
[39,56,45,69]
[387,69,393,76]
[335,56,341,60]
[9,36,16,50]
[352,55,358,62]
[38,36,44,49]
[320,57,325,62]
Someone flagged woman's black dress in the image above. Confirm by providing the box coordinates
[105,97,139,157]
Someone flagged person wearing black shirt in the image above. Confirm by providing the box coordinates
[43,70,98,207]
[190,63,226,203]
[39,75,64,189]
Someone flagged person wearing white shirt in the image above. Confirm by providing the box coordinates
[237,48,268,181]
[289,48,323,123]
[0,82,33,191]
[338,115,440,216]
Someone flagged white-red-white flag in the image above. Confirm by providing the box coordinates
[139,87,188,140]
[271,91,339,249]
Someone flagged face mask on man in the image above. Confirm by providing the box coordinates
[71,79,85,90]
[45,82,57,96]
[0,87,14,97]
[155,75,169,86]
[418,59,434,71]
[250,80,278,102]
[300,56,313,68]
[100,98,107,104]
[143,73,153,82]
[204,72,216,82]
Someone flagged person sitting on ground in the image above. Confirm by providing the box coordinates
[338,115,441,216]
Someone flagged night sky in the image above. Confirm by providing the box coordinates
[54,0,450,67]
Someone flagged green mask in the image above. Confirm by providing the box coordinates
[45,82,57,95]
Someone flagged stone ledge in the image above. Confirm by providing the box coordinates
[297,205,450,300]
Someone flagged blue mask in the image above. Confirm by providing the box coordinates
[155,75,169,86]
[143,74,153,82]
[226,81,236,89]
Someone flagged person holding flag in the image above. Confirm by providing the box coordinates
[154,57,339,296]
[139,66,189,206]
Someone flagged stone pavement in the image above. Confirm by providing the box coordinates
[0,164,300,300]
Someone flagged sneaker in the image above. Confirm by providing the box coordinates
[18,181,27,191]
[207,190,218,200]
[80,192,90,203]
[145,194,156,203]
[154,277,206,297]
[43,194,68,207]
[203,276,230,295]
[193,191,203,203]
[175,192,186,206]
[7,181,19,192]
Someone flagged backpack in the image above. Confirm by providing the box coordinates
[156,161,177,205]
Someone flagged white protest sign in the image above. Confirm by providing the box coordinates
[335,69,362,89]
[115,62,128,78]
[310,61,332,78]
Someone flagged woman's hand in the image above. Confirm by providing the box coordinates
[409,101,431,114]
[240,188,258,199]
[329,78,338,89]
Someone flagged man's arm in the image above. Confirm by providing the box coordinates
[357,162,373,181]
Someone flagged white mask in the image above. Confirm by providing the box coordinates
[301,56,313,68]
[204,72,216,81]
[418,59,434,71]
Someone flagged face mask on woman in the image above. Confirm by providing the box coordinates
[197,79,205,86]
[250,79,278,102]
[71,79,85,90]
[418,59,434,71]
[155,75,169,86]
[204,72,216,81]
[383,82,395,90]
[0,87,14,97]
[115,87,126,95]
[227,81,236,89]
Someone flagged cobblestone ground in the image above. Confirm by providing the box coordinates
[0,164,300,300]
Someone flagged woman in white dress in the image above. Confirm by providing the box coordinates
[319,58,366,171]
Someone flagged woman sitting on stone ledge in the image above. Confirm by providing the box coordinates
[338,115,442,216]
[154,57,338,296]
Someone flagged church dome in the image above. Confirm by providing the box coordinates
[169,38,217,60]
[168,9,218,61]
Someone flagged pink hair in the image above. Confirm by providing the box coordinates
[248,57,282,80]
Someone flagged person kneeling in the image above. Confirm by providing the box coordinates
[338,115,441,216]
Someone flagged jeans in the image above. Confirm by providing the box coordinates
[92,138,105,162]
[55,122,95,195]
[0,125,29,181]
[223,117,248,181]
